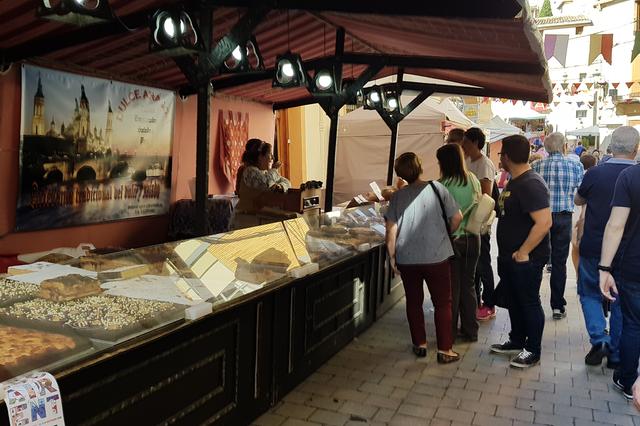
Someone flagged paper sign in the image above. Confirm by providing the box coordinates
[2,372,65,426]
[372,224,386,236]
[369,182,384,201]
[354,210,368,219]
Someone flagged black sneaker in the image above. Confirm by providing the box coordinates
[612,372,633,400]
[585,343,608,366]
[552,309,566,320]
[510,349,540,368]
[490,341,523,355]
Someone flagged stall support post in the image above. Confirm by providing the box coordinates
[195,83,211,235]
[325,111,339,212]
[194,7,213,235]
[386,122,398,186]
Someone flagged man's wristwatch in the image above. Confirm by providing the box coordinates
[598,265,613,273]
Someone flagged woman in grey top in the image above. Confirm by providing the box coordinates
[385,152,463,363]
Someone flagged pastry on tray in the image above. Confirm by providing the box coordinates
[349,227,378,238]
[0,325,78,381]
[320,225,348,235]
[38,274,103,302]
[252,248,291,271]
[0,278,39,306]
[0,295,177,331]
[75,255,137,272]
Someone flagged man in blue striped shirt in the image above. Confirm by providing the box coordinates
[532,133,584,319]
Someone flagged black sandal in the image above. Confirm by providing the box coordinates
[437,351,460,364]
[412,345,427,358]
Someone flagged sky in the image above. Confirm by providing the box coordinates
[22,65,175,155]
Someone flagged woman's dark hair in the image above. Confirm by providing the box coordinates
[259,142,272,157]
[580,154,597,171]
[242,138,264,166]
[437,143,468,186]
[501,134,530,164]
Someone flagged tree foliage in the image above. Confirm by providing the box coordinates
[540,0,553,17]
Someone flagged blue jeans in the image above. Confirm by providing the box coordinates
[550,212,572,310]
[577,256,621,362]
[618,277,640,389]
[498,257,546,356]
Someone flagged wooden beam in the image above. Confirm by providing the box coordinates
[4,9,151,63]
[200,0,521,19]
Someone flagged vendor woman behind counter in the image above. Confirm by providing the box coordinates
[233,139,291,228]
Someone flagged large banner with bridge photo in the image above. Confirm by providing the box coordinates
[17,64,175,231]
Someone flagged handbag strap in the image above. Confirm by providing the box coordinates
[429,181,454,252]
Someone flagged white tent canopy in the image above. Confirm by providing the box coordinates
[484,115,523,143]
[334,96,460,205]
[491,100,546,120]
[566,125,600,137]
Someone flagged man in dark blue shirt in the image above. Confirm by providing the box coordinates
[599,130,640,401]
[490,135,552,368]
[575,126,639,369]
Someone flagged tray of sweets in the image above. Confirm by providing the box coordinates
[0,295,184,342]
[0,278,39,308]
[0,325,93,382]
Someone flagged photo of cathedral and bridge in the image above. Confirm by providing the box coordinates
[17,65,175,231]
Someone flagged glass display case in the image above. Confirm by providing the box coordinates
[0,204,386,384]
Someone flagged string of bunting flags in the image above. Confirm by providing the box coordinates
[544,32,640,65]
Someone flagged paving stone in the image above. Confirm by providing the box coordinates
[305,395,343,411]
[253,413,287,426]
[457,399,498,416]
[275,402,316,420]
[498,385,534,400]
[479,392,517,407]
[373,408,395,423]
[553,403,593,421]
[389,413,429,426]
[496,406,535,423]
[359,381,396,396]
[281,419,321,426]
[473,413,513,426]
[308,409,350,426]
[515,398,553,414]
[445,387,481,401]
[333,389,370,403]
[570,395,608,411]
[593,410,636,426]
[434,406,474,423]
[534,412,575,426]
[338,401,379,419]
[398,403,437,419]
[365,394,402,410]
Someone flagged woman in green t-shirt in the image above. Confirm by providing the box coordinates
[437,143,482,342]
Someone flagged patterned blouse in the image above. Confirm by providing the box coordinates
[242,166,291,192]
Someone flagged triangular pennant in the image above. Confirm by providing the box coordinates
[589,34,603,64]
[627,82,635,89]
[553,102,559,107]
[511,99,518,105]
[588,101,594,107]
[613,82,620,89]
[633,32,640,62]
[561,82,569,90]
[586,82,594,90]
[572,83,581,93]
[544,34,557,61]
[577,101,584,107]
[501,98,508,103]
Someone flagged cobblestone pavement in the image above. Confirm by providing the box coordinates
[254,259,639,426]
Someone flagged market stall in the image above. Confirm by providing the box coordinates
[0,0,550,424]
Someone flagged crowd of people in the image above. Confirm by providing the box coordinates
[384,126,640,408]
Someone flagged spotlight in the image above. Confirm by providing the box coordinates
[223,39,263,72]
[273,53,307,88]
[385,96,399,111]
[313,69,334,92]
[363,86,382,110]
[150,9,203,56]
[38,0,113,26]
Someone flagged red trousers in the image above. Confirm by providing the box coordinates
[398,260,454,351]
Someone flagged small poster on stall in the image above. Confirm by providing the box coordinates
[2,372,65,426]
